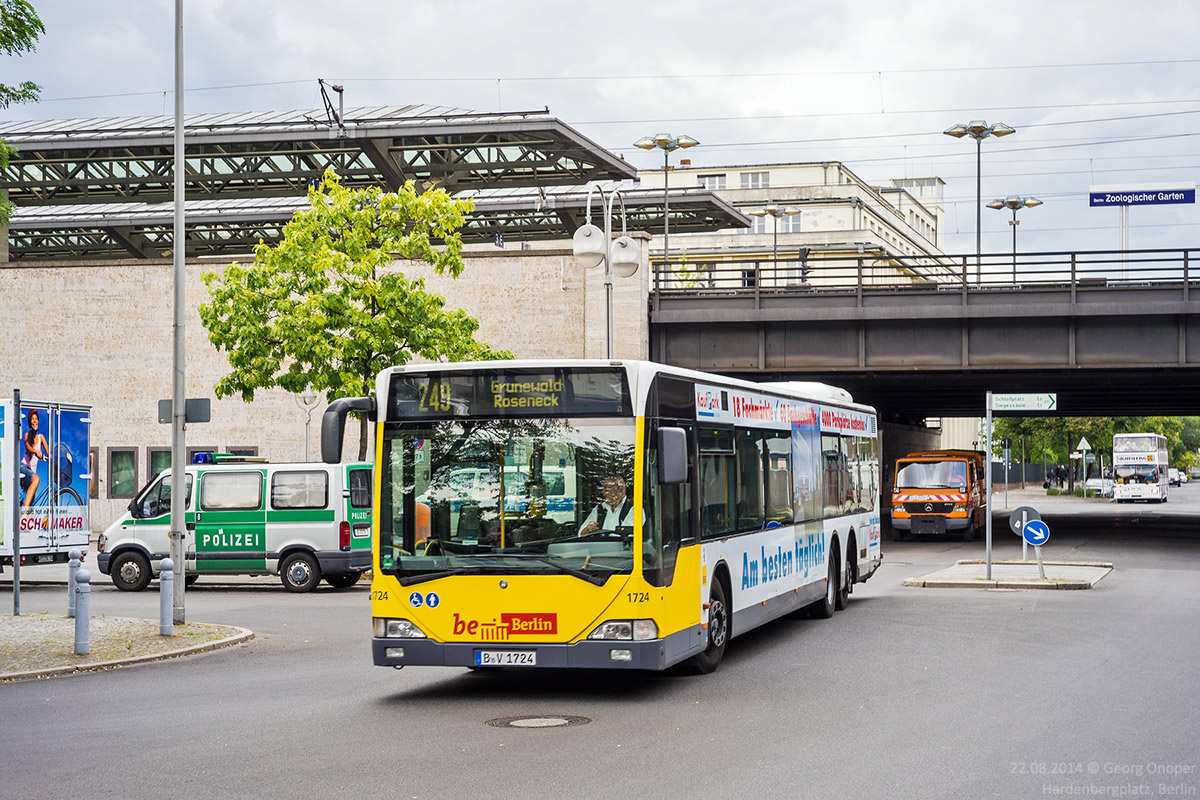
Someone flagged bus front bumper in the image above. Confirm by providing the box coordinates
[373,637,675,670]
[892,515,970,534]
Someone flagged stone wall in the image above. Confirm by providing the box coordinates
[0,233,651,532]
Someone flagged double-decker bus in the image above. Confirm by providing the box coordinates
[322,359,881,673]
[1113,432,1170,503]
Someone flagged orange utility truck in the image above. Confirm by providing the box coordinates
[890,450,986,542]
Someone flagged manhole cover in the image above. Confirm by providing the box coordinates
[486,715,590,729]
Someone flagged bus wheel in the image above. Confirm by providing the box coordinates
[325,572,361,589]
[688,578,729,674]
[281,552,321,593]
[810,550,838,619]
[836,548,855,611]
[111,551,152,592]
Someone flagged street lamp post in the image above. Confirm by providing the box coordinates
[633,133,698,275]
[748,204,800,272]
[572,186,640,358]
[944,120,1016,284]
[987,195,1042,284]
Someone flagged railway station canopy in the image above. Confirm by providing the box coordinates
[0,106,748,261]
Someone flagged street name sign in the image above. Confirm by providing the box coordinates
[1088,183,1196,207]
[990,393,1057,412]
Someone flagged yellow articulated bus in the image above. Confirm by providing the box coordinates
[321,359,881,674]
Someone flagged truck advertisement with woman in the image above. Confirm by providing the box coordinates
[1,399,92,565]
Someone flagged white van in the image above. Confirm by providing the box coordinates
[96,455,372,592]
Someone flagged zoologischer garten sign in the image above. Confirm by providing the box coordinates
[1089,182,1196,207]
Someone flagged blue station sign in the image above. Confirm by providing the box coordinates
[1089,183,1196,207]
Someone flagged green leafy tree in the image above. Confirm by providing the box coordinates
[200,169,511,460]
[0,0,44,225]
[993,415,1198,477]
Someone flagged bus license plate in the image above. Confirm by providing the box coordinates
[475,650,536,666]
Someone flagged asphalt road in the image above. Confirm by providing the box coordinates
[2,485,1199,800]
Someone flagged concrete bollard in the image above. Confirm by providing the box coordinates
[74,569,91,655]
[159,558,174,636]
[67,549,82,618]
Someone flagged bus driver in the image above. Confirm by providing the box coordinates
[578,474,635,535]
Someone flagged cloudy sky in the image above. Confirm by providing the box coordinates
[5,0,1200,253]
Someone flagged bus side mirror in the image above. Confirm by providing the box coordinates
[657,427,688,484]
[321,396,375,464]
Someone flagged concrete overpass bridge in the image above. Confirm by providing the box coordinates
[650,248,1200,419]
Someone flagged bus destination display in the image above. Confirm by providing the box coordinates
[389,368,631,419]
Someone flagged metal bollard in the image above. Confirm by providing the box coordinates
[74,569,91,655]
[67,549,82,618]
[159,558,174,636]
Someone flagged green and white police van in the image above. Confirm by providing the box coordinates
[96,454,372,592]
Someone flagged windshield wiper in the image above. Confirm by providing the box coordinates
[396,558,608,587]
[503,554,608,586]
[397,565,493,586]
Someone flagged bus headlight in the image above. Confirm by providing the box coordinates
[373,618,427,639]
[587,620,658,641]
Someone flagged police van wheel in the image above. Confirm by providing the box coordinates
[185,573,199,587]
[111,551,152,592]
[325,572,361,589]
[281,553,321,593]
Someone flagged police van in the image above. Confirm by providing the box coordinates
[96,454,372,592]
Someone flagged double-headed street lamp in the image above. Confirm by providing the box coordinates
[295,386,320,461]
[749,204,800,272]
[572,186,639,358]
[944,120,1016,284]
[633,133,699,272]
[987,195,1042,284]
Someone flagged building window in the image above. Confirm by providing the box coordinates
[741,172,769,190]
[187,445,218,464]
[148,447,172,481]
[108,447,138,499]
[779,214,802,234]
[747,216,769,234]
[697,174,726,191]
[225,446,259,458]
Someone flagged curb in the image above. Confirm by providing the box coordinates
[954,559,1115,569]
[905,577,1093,590]
[0,625,255,682]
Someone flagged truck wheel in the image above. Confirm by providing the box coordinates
[325,572,361,589]
[111,551,152,592]
[280,552,321,593]
[962,523,976,543]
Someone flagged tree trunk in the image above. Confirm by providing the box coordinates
[358,412,369,462]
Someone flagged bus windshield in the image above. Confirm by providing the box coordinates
[1115,465,1160,484]
[379,417,636,584]
[1114,436,1158,453]
[896,460,968,490]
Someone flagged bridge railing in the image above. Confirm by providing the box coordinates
[651,248,1199,298]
